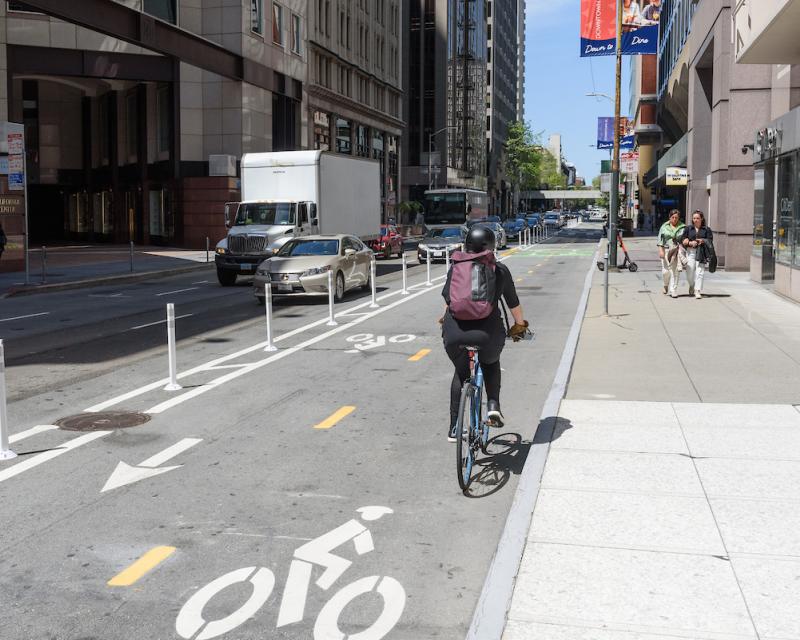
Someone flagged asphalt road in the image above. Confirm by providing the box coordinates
[0,225,599,640]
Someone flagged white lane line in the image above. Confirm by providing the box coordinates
[156,287,199,297]
[192,280,211,284]
[9,424,58,444]
[130,314,194,331]
[83,283,419,413]
[145,282,443,414]
[0,431,111,484]
[139,438,202,468]
[0,312,50,323]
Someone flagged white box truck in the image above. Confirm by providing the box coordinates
[214,150,381,286]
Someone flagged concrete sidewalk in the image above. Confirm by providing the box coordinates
[504,237,800,639]
[0,244,214,297]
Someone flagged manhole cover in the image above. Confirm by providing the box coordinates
[55,412,151,432]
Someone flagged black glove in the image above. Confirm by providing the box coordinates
[507,320,529,342]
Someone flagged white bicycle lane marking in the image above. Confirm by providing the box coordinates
[176,507,404,640]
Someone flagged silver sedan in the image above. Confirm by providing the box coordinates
[253,235,372,303]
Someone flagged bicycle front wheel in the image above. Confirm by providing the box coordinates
[456,381,476,492]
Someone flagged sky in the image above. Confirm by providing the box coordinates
[523,0,631,181]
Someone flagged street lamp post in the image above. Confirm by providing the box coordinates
[428,126,457,191]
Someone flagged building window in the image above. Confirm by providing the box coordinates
[157,85,171,154]
[126,91,138,162]
[776,154,796,265]
[292,14,302,54]
[251,0,263,34]
[356,125,369,157]
[7,2,41,13]
[143,0,177,24]
[336,118,352,154]
[273,2,284,45]
[314,111,330,151]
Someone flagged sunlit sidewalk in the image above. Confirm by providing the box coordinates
[504,238,800,639]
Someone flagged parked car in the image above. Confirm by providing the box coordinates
[465,219,508,248]
[369,224,404,259]
[417,226,466,263]
[254,235,372,303]
[502,217,528,239]
[544,212,561,228]
[525,213,543,229]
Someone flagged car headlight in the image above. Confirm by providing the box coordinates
[215,247,227,255]
[256,267,269,276]
[301,265,332,276]
[418,243,429,251]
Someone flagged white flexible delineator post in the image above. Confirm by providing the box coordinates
[264,282,277,352]
[425,248,432,285]
[164,304,183,391]
[0,340,17,461]
[446,246,451,271]
[401,252,409,295]
[369,256,378,309]
[326,270,338,326]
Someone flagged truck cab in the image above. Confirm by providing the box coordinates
[214,200,318,286]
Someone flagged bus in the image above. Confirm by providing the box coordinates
[422,189,489,226]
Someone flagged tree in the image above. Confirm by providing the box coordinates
[505,121,543,191]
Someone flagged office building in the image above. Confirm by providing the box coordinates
[629,54,660,228]
[486,0,522,215]
[401,0,488,205]
[733,0,800,301]
[306,0,404,220]
[651,0,772,269]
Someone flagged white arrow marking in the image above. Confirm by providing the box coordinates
[101,438,202,492]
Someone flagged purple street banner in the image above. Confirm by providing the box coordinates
[581,0,660,57]
[597,117,635,150]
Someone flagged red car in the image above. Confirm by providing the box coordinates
[370,225,404,259]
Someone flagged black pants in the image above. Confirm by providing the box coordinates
[442,312,505,428]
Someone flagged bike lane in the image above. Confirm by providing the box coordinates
[0,235,598,639]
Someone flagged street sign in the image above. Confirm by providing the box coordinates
[666,167,688,186]
[621,151,639,175]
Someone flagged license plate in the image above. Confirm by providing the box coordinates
[240,263,255,272]
[434,251,444,258]
[277,283,293,292]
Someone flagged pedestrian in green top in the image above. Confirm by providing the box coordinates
[657,209,685,298]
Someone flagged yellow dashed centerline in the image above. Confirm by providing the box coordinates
[408,348,431,362]
[108,546,176,587]
[314,406,356,429]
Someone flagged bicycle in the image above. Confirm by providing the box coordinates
[456,330,533,493]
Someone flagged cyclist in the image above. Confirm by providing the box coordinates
[440,225,530,441]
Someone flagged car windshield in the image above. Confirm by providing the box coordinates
[235,202,295,226]
[426,228,464,239]
[278,239,339,256]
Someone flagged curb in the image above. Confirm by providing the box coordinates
[464,239,600,640]
[2,262,215,298]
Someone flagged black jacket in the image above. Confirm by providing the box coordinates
[0,227,6,248]
[683,226,714,264]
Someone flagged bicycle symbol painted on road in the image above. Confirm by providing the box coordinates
[175,506,406,640]
[344,333,417,353]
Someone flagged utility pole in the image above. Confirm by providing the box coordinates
[608,0,623,269]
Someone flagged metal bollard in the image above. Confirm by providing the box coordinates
[0,340,17,461]
[130,241,135,273]
[163,303,182,391]
[206,237,210,263]
[369,256,379,309]
[425,248,432,285]
[445,247,451,272]
[41,246,47,284]
[401,252,409,295]
[326,270,337,326]
[263,282,277,352]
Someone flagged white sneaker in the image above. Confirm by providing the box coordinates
[695,292,702,299]
[670,292,678,298]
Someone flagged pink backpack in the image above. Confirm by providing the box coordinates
[448,250,497,320]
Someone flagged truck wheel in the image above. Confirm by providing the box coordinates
[334,272,345,302]
[217,268,237,287]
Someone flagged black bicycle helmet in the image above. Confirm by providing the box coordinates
[464,225,496,253]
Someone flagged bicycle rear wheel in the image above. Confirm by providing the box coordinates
[456,382,476,492]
